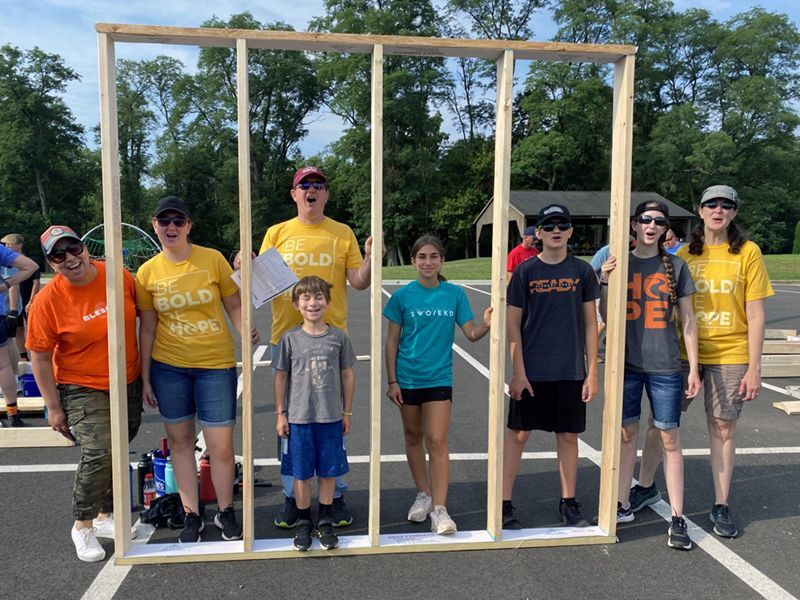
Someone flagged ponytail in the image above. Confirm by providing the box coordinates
[689,219,747,256]
[657,235,679,323]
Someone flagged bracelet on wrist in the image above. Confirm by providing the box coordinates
[387,380,397,385]
[275,410,287,415]
[342,411,353,416]
[600,280,608,286]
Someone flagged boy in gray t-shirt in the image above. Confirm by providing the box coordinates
[274,276,355,551]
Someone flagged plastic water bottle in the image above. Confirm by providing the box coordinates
[143,473,156,509]
[137,453,153,507]
[199,452,215,504]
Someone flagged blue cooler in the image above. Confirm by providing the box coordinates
[21,374,40,397]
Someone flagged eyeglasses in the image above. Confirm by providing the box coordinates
[156,215,189,228]
[701,200,736,211]
[539,222,572,232]
[636,215,669,227]
[296,181,327,191]
[47,241,84,263]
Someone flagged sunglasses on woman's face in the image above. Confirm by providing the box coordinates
[156,215,189,228]
[701,200,736,211]
[48,241,84,264]
[539,222,572,232]
[636,215,669,227]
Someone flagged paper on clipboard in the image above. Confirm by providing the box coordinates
[231,248,298,309]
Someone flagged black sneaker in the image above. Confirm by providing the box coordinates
[179,512,204,543]
[628,484,661,513]
[316,521,339,550]
[214,505,242,541]
[293,519,313,551]
[274,496,299,528]
[668,516,693,550]
[7,413,24,427]
[502,502,522,530]
[331,495,353,527]
[559,498,590,527]
[709,504,738,538]
[617,502,634,524]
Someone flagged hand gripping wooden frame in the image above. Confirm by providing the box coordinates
[92,24,636,564]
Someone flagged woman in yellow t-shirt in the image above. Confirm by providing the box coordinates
[136,196,259,544]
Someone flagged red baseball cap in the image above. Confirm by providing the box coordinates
[41,225,81,254]
[292,166,327,188]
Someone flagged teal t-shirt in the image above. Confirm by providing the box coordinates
[383,280,474,388]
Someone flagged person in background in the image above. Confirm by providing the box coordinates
[507,226,539,281]
[27,225,142,561]
[2,234,41,362]
[664,228,685,254]
[0,235,37,427]
[630,185,773,539]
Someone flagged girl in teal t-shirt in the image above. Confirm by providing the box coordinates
[383,235,492,535]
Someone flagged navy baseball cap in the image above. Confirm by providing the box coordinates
[537,204,571,225]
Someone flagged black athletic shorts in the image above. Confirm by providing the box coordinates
[400,386,453,406]
[507,379,585,433]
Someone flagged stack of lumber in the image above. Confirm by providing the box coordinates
[762,329,800,378]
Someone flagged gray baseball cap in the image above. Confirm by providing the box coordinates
[700,185,739,207]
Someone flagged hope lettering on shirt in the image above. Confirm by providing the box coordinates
[527,278,579,293]
[686,260,738,329]
[626,272,669,329]
[151,271,221,337]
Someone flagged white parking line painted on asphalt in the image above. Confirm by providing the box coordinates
[459,283,491,296]
[773,289,800,294]
[763,382,799,396]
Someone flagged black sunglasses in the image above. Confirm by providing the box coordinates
[156,215,189,228]
[296,181,327,191]
[540,222,572,232]
[48,241,84,264]
[701,200,737,211]
[636,215,669,227]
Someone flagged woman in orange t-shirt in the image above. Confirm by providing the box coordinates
[27,225,142,564]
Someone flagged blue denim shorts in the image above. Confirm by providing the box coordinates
[622,370,683,430]
[280,421,349,481]
[150,360,237,427]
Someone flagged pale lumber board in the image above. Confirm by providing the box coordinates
[0,397,45,413]
[597,54,636,536]
[485,49,514,540]
[0,427,75,448]
[765,329,797,339]
[368,44,384,547]
[762,341,800,354]
[772,401,800,415]
[95,24,635,63]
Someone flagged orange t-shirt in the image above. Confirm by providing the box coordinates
[26,261,140,389]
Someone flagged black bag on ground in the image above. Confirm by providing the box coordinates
[140,493,185,529]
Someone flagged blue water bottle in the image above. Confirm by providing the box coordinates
[164,457,177,494]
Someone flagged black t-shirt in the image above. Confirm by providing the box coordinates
[507,255,600,381]
[20,267,41,307]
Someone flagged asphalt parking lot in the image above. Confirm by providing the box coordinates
[1,282,798,600]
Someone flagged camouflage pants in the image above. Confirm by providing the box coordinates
[60,378,143,521]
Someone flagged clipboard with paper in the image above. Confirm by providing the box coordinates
[231,247,298,309]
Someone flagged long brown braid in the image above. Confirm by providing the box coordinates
[657,234,680,323]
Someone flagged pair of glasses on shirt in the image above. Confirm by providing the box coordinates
[636,215,669,227]
[701,200,737,211]
[48,241,84,264]
[156,216,189,228]
[296,181,327,191]
[539,222,572,232]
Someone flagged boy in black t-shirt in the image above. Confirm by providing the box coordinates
[503,204,601,528]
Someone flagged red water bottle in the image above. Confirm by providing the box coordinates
[143,473,156,509]
[199,451,215,504]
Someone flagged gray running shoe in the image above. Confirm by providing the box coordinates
[709,504,738,538]
[667,516,693,550]
[617,502,634,523]
[628,484,661,513]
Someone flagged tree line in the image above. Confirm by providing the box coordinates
[1,0,799,266]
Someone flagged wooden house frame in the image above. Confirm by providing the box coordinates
[41,24,636,563]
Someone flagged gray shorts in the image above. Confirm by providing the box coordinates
[681,362,747,421]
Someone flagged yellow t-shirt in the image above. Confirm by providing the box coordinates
[677,241,774,364]
[136,245,240,368]
[260,217,363,344]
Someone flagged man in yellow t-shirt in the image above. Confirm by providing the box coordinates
[258,166,375,530]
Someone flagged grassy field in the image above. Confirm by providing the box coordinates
[382,255,800,280]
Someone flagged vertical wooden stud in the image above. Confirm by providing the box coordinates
[597,54,635,535]
[368,44,384,547]
[98,32,132,559]
[486,49,514,539]
[236,38,255,551]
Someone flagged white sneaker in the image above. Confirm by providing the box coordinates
[71,525,105,562]
[430,505,457,535]
[93,514,138,540]
[407,492,432,522]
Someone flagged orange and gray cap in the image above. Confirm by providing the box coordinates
[41,225,81,254]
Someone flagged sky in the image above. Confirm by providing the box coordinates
[1,0,798,155]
